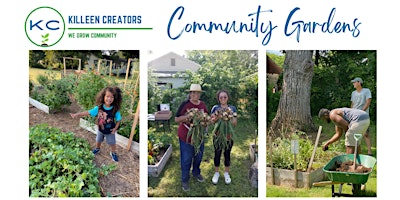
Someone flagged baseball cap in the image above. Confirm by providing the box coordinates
[351,77,363,83]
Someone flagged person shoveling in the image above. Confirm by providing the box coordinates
[318,108,370,154]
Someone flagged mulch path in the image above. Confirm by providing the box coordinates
[29,100,140,197]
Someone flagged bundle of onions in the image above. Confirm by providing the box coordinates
[212,107,237,150]
[185,108,211,154]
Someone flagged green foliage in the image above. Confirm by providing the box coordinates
[29,124,103,197]
[185,50,258,119]
[30,73,75,111]
[267,50,376,128]
[29,79,34,93]
[29,50,46,69]
[74,72,108,110]
[148,127,173,149]
[311,50,376,122]
[118,122,139,142]
[37,74,50,86]
[267,84,280,123]
[148,127,173,165]
[267,130,341,171]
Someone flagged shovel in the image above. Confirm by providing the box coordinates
[352,133,363,171]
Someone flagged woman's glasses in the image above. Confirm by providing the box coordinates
[219,96,228,99]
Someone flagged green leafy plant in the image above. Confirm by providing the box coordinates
[74,72,107,110]
[267,129,341,171]
[118,122,139,142]
[29,124,105,197]
[212,107,237,151]
[30,73,75,111]
[148,127,172,165]
[185,108,211,155]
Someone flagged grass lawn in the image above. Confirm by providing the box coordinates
[267,117,377,197]
[148,118,258,197]
[29,68,61,84]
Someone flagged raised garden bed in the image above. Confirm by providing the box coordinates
[79,118,139,153]
[148,144,172,177]
[249,143,257,163]
[267,166,326,188]
[29,97,50,114]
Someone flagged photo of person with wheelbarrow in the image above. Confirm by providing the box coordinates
[318,108,370,155]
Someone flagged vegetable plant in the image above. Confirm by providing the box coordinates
[211,107,237,151]
[148,128,172,165]
[29,124,111,197]
[185,108,211,155]
[74,72,107,110]
[30,73,75,112]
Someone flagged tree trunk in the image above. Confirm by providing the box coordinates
[270,50,316,135]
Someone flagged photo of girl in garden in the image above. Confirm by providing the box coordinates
[148,50,258,197]
[70,86,123,162]
[210,89,238,185]
[29,50,140,197]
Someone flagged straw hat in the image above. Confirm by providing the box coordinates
[186,84,204,92]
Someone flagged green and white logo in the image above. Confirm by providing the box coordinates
[25,6,65,47]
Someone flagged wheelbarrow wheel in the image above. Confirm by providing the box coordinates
[352,184,361,196]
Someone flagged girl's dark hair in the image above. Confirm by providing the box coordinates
[216,89,230,103]
[95,86,123,114]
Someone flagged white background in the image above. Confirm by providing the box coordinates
[1,0,398,199]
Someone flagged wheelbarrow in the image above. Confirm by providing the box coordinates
[313,154,376,197]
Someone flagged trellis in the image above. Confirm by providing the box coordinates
[96,59,113,77]
[123,58,140,150]
[62,57,81,77]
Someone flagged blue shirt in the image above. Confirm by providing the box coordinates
[88,105,122,121]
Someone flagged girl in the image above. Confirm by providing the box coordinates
[71,86,123,162]
[210,90,237,185]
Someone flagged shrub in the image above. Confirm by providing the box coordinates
[74,72,107,110]
[30,74,75,111]
[267,130,341,171]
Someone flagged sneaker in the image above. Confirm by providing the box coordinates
[182,182,190,192]
[212,172,220,185]
[110,152,118,162]
[224,172,231,184]
[92,148,100,154]
[196,174,205,182]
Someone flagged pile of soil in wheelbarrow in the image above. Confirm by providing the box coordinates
[330,161,372,173]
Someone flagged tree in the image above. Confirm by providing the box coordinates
[184,50,258,119]
[29,50,45,68]
[270,50,316,134]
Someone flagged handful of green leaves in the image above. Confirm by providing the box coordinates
[185,108,211,154]
[212,107,237,150]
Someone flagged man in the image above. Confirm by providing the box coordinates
[319,108,370,154]
[351,77,373,156]
[175,84,208,192]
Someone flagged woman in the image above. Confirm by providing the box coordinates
[175,84,208,192]
[210,89,237,185]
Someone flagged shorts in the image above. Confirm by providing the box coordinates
[345,119,370,146]
[96,130,116,145]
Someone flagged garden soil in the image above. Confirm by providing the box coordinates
[29,100,139,197]
[331,161,371,173]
